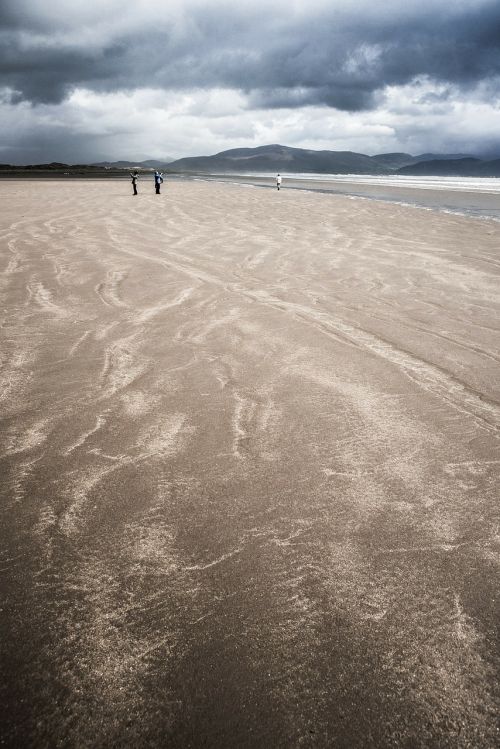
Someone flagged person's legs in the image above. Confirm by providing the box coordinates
[133,184,138,195]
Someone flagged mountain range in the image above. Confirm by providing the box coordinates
[2,146,500,177]
[165,144,500,177]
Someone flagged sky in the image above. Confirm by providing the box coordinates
[1,0,500,163]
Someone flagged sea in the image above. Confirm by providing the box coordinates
[204,173,500,222]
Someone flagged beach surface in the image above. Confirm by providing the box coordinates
[202,173,500,220]
[1,179,500,747]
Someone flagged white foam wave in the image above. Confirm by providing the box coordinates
[233,172,500,195]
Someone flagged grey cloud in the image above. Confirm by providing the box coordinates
[0,122,105,164]
[1,1,500,110]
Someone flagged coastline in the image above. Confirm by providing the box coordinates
[3,171,500,220]
[194,173,500,221]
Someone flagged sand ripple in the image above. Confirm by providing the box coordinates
[1,179,499,747]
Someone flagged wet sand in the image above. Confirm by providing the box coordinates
[1,179,500,747]
[202,173,500,220]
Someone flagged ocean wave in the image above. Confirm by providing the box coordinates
[236,173,500,194]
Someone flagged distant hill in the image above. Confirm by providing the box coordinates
[396,157,500,177]
[372,152,477,170]
[141,158,174,167]
[168,144,391,175]
[371,153,416,169]
[0,160,172,176]
[0,162,101,171]
[92,159,174,168]
[0,162,143,176]
[474,158,500,176]
[397,158,482,176]
[167,144,500,176]
[412,153,472,164]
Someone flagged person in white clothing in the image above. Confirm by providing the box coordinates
[130,171,139,196]
[276,173,282,190]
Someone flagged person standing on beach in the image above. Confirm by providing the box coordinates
[154,171,164,195]
[130,171,139,196]
[276,173,282,190]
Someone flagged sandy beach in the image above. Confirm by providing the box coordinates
[201,173,500,220]
[1,178,500,747]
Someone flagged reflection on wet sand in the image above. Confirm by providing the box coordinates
[1,179,499,747]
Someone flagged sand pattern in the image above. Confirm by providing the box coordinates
[1,179,499,747]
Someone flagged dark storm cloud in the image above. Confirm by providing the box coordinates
[1,1,500,110]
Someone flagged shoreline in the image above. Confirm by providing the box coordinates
[195,173,500,222]
[3,172,500,221]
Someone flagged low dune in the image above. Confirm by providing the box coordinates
[1,178,499,747]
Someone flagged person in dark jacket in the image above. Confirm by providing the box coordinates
[154,171,164,194]
[130,171,139,195]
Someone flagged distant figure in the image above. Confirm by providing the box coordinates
[154,171,164,194]
[276,173,282,191]
[130,171,139,196]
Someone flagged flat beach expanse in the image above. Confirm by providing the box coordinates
[204,173,500,220]
[1,179,500,747]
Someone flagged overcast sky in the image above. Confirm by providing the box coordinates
[1,0,500,163]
